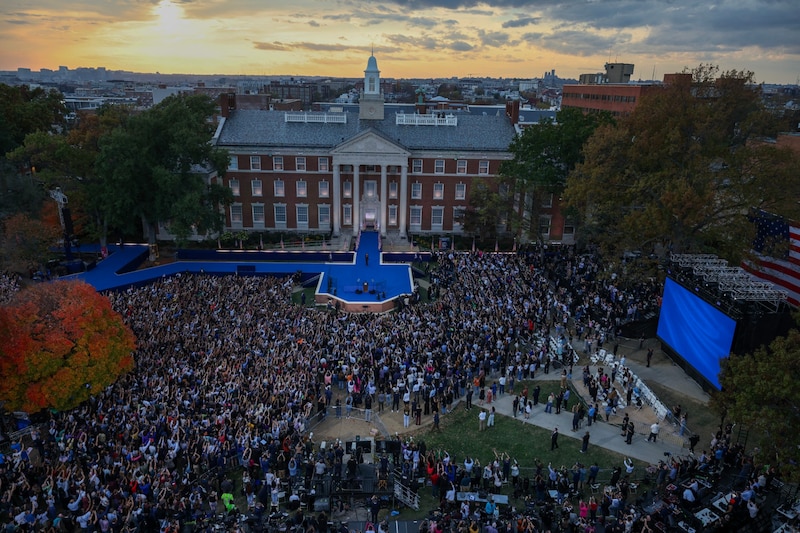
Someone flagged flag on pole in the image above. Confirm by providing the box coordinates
[512,237,517,252]
[741,210,800,306]
[471,237,476,253]
[495,239,499,252]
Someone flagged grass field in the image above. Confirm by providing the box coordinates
[383,393,650,520]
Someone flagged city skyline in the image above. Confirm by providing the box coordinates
[2,0,799,85]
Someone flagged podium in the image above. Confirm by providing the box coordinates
[363,282,368,293]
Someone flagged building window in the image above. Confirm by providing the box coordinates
[229,156,238,170]
[230,204,243,226]
[251,180,262,197]
[229,179,240,196]
[274,204,287,227]
[319,181,329,198]
[412,159,423,173]
[365,180,376,198]
[343,204,352,226]
[274,179,285,197]
[389,205,398,226]
[433,183,444,200]
[273,156,284,171]
[539,215,552,238]
[319,157,329,172]
[453,207,465,229]
[296,180,307,197]
[296,205,309,228]
[434,159,445,174]
[252,204,265,226]
[563,218,575,235]
[411,182,422,199]
[318,205,330,228]
[250,155,261,171]
[431,206,444,227]
[343,181,352,198]
[498,183,510,197]
[457,160,467,174]
[541,192,553,208]
[296,156,306,172]
[479,160,489,174]
[455,183,466,200]
[410,206,422,229]
[389,181,398,199]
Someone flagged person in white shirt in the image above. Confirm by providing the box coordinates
[624,457,635,475]
[747,499,759,518]
[647,422,660,442]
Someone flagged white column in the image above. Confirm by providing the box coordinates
[380,164,388,237]
[399,164,408,238]
[352,164,360,236]
[332,163,341,237]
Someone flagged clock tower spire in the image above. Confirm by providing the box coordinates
[359,51,384,120]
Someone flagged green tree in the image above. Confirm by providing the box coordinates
[0,212,61,273]
[711,327,800,482]
[459,178,510,242]
[0,84,66,155]
[499,107,612,243]
[563,65,800,261]
[95,94,232,245]
[0,84,67,219]
[0,280,136,412]
[7,106,132,246]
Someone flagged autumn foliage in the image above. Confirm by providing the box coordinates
[0,280,135,412]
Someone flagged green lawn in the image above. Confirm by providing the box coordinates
[385,386,649,520]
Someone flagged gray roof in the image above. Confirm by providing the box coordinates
[217,107,517,152]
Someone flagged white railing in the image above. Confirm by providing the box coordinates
[396,113,458,126]
[284,112,347,124]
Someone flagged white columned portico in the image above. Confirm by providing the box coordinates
[399,164,408,238]
[380,164,388,237]
[352,165,360,236]
[332,164,341,236]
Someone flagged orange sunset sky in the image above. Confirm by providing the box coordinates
[1,0,798,84]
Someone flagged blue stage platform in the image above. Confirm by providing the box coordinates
[68,232,417,311]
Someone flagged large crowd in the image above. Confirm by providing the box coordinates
[0,249,723,532]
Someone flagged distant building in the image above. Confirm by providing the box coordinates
[564,63,669,116]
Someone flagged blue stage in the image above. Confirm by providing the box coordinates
[67,232,417,311]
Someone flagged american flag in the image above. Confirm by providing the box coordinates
[741,210,800,307]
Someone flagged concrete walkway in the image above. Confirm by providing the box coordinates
[477,341,710,467]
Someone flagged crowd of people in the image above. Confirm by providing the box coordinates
[0,248,726,532]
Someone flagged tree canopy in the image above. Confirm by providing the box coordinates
[563,65,800,261]
[0,212,61,272]
[0,84,66,155]
[465,107,611,242]
[0,280,135,412]
[94,94,232,244]
[711,327,800,482]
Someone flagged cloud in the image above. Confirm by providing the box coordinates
[523,29,629,57]
[477,29,512,47]
[449,41,474,51]
[308,20,320,27]
[502,16,539,28]
[252,41,363,52]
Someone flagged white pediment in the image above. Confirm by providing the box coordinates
[331,130,409,157]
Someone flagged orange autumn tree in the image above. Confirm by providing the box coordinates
[0,280,136,412]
